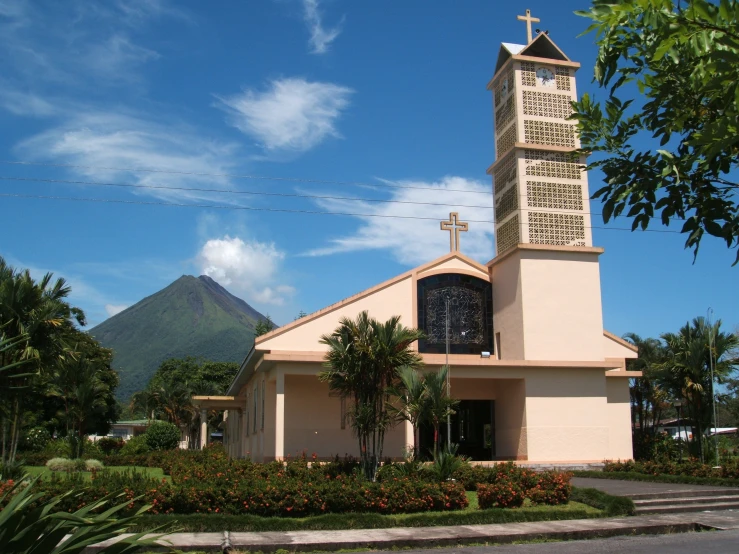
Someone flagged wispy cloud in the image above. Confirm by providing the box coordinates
[302,0,343,54]
[197,235,296,306]
[305,176,495,265]
[0,0,180,89]
[14,110,244,204]
[215,78,353,153]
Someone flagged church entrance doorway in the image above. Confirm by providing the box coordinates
[419,400,495,461]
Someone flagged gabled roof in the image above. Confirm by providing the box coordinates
[495,42,526,74]
[493,33,573,79]
[519,33,570,63]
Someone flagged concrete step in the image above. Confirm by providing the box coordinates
[634,495,739,508]
[628,488,739,500]
[636,501,739,515]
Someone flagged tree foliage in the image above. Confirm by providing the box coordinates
[573,0,739,263]
[0,257,120,464]
[319,311,424,480]
[254,315,276,337]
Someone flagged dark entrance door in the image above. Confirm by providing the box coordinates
[419,400,495,461]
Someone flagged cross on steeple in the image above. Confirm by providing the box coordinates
[517,9,540,44]
[440,212,469,252]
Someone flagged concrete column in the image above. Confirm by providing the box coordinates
[275,372,285,460]
[404,419,414,458]
[200,408,208,449]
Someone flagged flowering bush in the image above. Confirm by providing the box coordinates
[144,421,180,451]
[477,479,525,508]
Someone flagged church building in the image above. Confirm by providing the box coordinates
[195,14,640,464]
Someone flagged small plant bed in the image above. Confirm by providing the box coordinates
[574,469,739,488]
[129,501,602,533]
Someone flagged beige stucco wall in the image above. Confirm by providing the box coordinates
[603,334,638,359]
[523,368,609,461]
[283,374,407,459]
[258,276,414,352]
[490,253,525,360]
[519,251,604,361]
[495,379,527,459]
[606,377,633,460]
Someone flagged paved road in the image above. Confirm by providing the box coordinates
[570,476,736,496]
[359,529,739,553]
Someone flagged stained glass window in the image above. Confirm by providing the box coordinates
[417,274,493,354]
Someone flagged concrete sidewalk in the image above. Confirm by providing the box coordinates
[86,509,739,553]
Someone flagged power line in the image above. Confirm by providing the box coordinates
[0,191,685,234]
[0,160,493,195]
[0,176,495,210]
[0,174,690,221]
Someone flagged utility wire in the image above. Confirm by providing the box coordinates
[0,175,689,221]
[0,176,495,210]
[0,192,684,234]
[0,160,493,195]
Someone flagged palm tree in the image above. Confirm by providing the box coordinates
[661,317,739,462]
[624,333,670,434]
[0,257,84,464]
[422,365,459,459]
[389,366,427,459]
[319,311,423,480]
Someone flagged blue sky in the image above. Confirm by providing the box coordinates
[0,0,735,340]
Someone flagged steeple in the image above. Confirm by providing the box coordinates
[487,25,592,256]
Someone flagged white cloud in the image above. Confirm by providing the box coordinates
[0,87,58,117]
[105,304,129,317]
[305,176,495,266]
[197,235,295,306]
[302,0,343,54]
[84,34,161,80]
[215,78,353,152]
[15,111,243,204]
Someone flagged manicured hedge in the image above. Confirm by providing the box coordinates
[574,469,739,488]
[128,505,599,533]
[602,459,739,479]
[569,487,635,516]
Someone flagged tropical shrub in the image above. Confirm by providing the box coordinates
[85,459,104,471]
[40,439,71,459]
[120,435,152,456]
[97,437,124,455]
[45,458,77,472]
[145,421,181,451]
[431,444,468,482]
[0,460,26,480]
[20,427,51,452]
[0,477,168,554]
[477,479,526,509]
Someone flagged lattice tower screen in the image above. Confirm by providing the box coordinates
[526,181,583,211]
[525,150,583,180]
[493,152,517,194]
[493,67,515,108]
[524,120,576,148]
[522,91,573,119]
[496,123,517,158]
[496,214,520,254]
[495,95,516,132]
[496,184,519,222]
[555,67,571,91]
[528,212,586,246]
[520,62,536,87]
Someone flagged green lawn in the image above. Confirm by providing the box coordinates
[24,466,169,482]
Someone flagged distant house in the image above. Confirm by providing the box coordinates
[654,418,737,440]
[89,419,149,442]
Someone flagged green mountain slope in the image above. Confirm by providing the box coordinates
[90,275,266,399]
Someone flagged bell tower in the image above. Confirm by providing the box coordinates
[486,14,606,364]
[487,18,592,255]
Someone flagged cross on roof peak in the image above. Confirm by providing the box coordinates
[440,212,469,252]
[517,9,540,44]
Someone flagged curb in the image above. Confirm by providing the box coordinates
[83,511,739,553]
